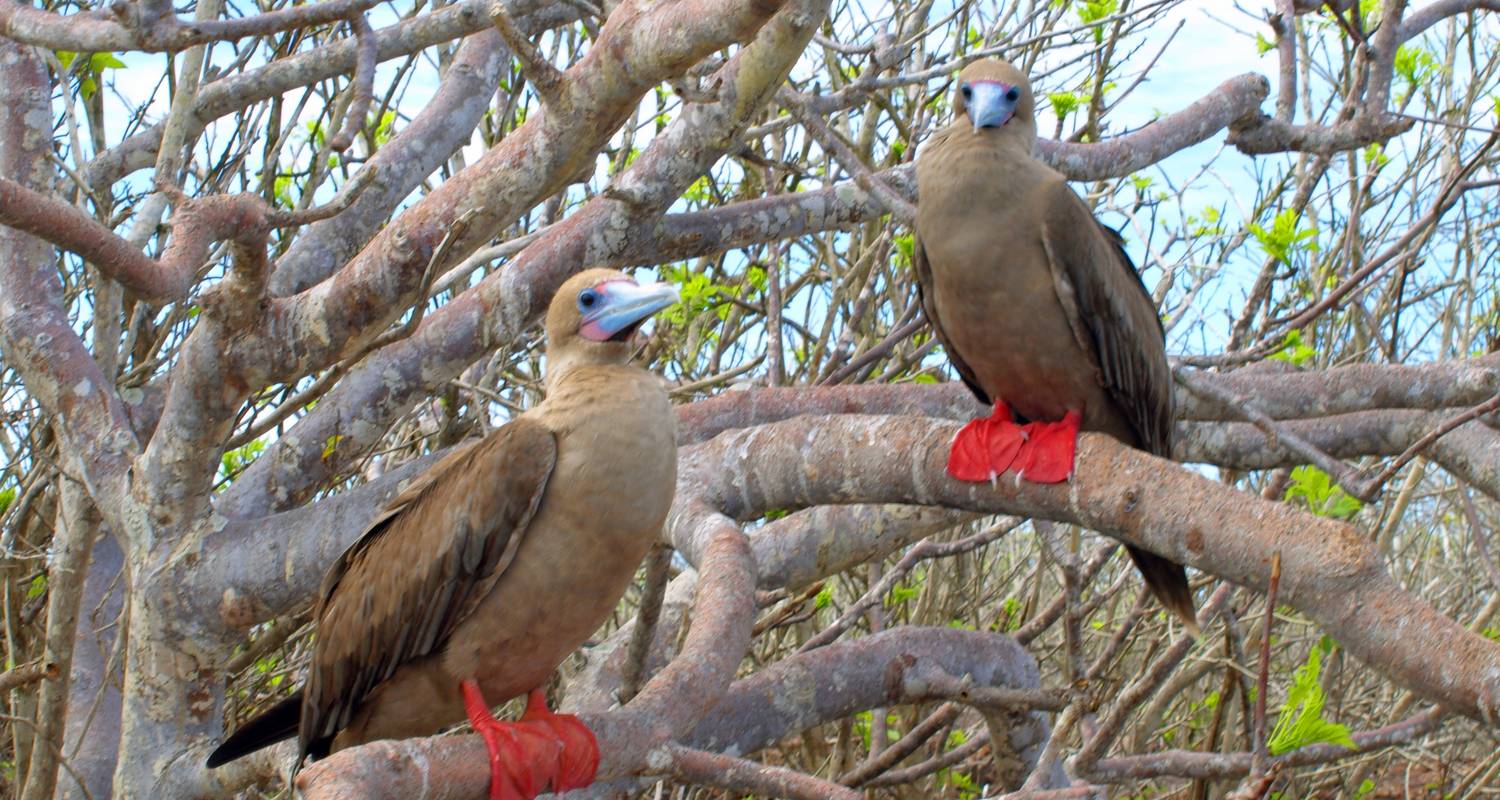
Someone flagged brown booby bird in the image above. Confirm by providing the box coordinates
[913,58,1197,629]
[206,269,681,799]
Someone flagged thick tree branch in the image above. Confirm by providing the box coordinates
[295,627,1051,799]
[0,0,381,52]
[678,414,1500,724]
[201,358,1500,633]
[267,28,514,295]
[0,40,136,509]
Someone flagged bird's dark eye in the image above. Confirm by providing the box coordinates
[577,288,599,312]
[1005,87,1020,102]
[960,84,972,100]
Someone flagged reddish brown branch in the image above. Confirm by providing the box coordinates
[0,176,192,303]
[0,660,59,692]
[1251,553,1282,779]
[327,13,377,153]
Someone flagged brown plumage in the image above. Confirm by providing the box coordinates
[208,268,680,796]
[913,58,1197,631]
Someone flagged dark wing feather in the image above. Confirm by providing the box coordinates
[1041,188,1195,629]
[913,232,991,405]
[1040,188,1173,456]
[300,418,557,760]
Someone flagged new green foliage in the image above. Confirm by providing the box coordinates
[1285,465,1363,520]
[1267,639,1357,756]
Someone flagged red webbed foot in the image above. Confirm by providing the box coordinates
[948,400,1026,482]
[519,688,598,792]
[462,681,599,800]
[1015,410,1081,483]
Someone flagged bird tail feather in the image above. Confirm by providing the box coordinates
[1127,546,1200,636]
[205,692,302,768]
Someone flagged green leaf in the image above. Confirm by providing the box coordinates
[306,120,326,149]
[1267,645,1357,755]
[273,175,296,210]
[814,584,833,610]
[1074,0,1118,42]
[0,486,15,516]
[1048,91,1082,118]
[219,438,267,489]
[1362,143,1389,171]
[321,434,345,460]
[1268,329,1316,367]
[90,52,127,71]
[56,50,79,70]
[26,574,46,601]
[887,582,919,605]
[1393,45,1439,93]
[1254,32,1275,56]
[683,175,714,205]
[372,110,397,147]
[1247,208,1318,263]
[893,233,914,267]
[1284,465,1362,520]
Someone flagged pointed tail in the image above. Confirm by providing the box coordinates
[1126,546,1199,635]
[205,692,302,768]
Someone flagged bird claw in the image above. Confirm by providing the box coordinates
[462,682,599,800]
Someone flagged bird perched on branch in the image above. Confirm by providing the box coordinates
[206,268,681,800]
[913,58,1197,631]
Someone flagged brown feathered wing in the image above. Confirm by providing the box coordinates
[1038,186,1196,629]
[913,233,991,405]
[300,418,557,760]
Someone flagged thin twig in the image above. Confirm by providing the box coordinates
[489,0,567,108]
[1250,551,1283,779]
[799,518,1020,652]
[619,543,673,704]
[0,660,59,692]
[1354,390,1500,498]
[327,13,377,152]
[1175,368,1368,499]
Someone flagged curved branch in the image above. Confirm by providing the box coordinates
[0,41,136,508]
[0,0,380,52]
[0,177,193,303]
[295,626,1051,799]
[679,414,1500,724]
[267,28,513,295]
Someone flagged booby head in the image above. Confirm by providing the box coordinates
[545,268,679,365]
[953,58,1037,146]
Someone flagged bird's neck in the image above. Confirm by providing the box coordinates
[543,360,656,403]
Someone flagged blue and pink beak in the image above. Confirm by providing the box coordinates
[577,279,680,343]
[965,80,1021,131]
